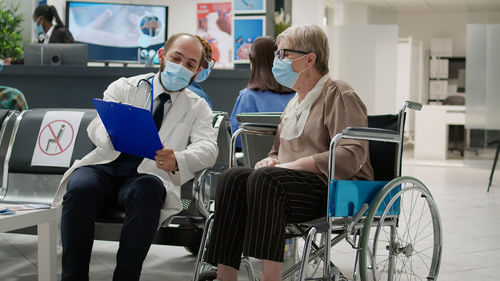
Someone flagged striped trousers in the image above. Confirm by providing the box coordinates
[205,166,327,270]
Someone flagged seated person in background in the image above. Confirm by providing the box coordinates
[205,24,374,281]
[230,36,295,148]
[2,4,74,65]
[33,4,74,43]
[188,35,216,109]
[53,33,218,281]
[0,86,28,111]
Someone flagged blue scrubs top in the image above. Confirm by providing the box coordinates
[188,82,213,109]
[230,88,295,148]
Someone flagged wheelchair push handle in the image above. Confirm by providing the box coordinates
[403,100,422,111]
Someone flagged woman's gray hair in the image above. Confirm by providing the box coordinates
[276,24,329,75]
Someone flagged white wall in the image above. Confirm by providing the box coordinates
[397,12,469,56]
[4,0,36,43]
[369,10,500,57]
[291,0,325,26]
[332,25,398,115]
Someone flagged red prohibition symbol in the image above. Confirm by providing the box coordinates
[37,120,75,156]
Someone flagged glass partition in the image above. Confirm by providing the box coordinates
[465,24,500,160]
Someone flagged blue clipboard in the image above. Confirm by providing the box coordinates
[92,98,163,160]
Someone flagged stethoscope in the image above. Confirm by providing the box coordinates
[136,75,156,112]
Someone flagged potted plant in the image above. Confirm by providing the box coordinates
[0,0,24,61]
[274,8,291,37]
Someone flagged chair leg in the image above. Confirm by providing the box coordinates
[488,143,500,192]
[193,213,214,281]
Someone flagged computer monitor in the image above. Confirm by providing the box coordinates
[66,1,168,63]
[24,43,88,66]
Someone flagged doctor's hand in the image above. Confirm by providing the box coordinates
[155,148,179,172]
[254,157,279,169]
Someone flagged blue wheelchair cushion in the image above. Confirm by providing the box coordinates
[329,180,401,217]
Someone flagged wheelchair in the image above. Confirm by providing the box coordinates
[193,101,442,281]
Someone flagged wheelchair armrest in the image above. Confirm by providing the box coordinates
[239,122,278,133]
[341,127,400,143]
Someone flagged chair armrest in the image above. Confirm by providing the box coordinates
[239,122,278,133]
[341,127,400,143]
[191,168,211,219]
[230,123,278,168]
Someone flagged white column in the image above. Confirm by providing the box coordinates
[291,0,325,26]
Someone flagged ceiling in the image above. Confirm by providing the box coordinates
[327,0,500,12]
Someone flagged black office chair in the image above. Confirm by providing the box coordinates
[487,136,500,192]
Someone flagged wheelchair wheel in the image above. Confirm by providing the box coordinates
[359,176,442,281]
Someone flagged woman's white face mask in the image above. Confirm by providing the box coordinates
[34,17,44,34]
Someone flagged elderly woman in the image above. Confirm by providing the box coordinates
[205,24,374,281]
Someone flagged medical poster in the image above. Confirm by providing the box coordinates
[31,111,84,168]
[197,2,234,69]
[234,16,265,63]
[234,0,266,14]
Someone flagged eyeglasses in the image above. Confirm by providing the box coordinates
[274,49,310,60]
[205,57,216,69]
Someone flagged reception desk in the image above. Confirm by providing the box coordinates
[414,104,466,160]
[0,65,250,114]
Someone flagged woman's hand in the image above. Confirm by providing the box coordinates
[254,157,279,169]
[276,156,319,173]
[155,148,178,172]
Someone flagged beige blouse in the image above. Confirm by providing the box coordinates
[268,79,374,182]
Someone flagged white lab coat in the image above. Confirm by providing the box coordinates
[53,72,218,226]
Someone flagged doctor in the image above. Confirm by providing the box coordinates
[53,33,218,281]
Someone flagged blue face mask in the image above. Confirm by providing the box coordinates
[160,61,195,91]
[194,67,211,83]
[272,56,306,89]
[34,18,44,35]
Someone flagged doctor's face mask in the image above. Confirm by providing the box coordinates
[160,60,195,91]
[159,35,204,91]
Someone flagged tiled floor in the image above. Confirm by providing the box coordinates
[1,158,499,281]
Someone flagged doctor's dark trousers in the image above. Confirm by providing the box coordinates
[205,166,327,269]
[61,154,166,281]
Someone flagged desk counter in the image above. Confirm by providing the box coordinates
[0,65,250,114]
[414,104,466,160]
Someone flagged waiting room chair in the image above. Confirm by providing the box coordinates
[0,109,19,199]
[2,108,231,255]
[235,112,281,167]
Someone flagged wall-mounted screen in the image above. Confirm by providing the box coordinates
[66,1,168,63]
